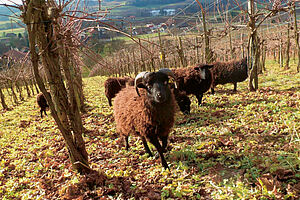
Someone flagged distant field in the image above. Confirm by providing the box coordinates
[0,28,25,37]
[0,21,10,25]
[114,32,168,42]
[107,1,193,15]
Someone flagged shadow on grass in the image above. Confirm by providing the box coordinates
[58,169,161,200]
[176,108,235,126]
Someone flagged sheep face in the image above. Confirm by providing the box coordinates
[194,64,214,80]
[137,72,171,104]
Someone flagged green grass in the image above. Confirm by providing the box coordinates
[0,61,299,199]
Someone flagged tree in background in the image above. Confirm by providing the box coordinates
[243,0,290,91]
[196,0,214,63]
[290,1,300,72]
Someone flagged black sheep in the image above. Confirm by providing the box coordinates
[172,64,214,106]
[104,77,134,106]
[36,92,49,118]
[210,58,248,94]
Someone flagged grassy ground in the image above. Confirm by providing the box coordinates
[0,60,299,199]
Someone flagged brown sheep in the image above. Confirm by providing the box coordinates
[210,58,248,94]
[36,92,49,118]
[113,69,177,169]
[104,77,134,106]
[172,64,214,106]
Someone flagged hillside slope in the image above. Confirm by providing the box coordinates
[0,60,299,199]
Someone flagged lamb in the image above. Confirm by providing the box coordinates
[172,64,214,106]
[210,58,248,94]
[113,68,177,169]
[36,92,49,118]
[104,77,134,106]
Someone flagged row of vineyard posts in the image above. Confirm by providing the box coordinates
[90,1,300,85]
[1,1,299,111]
[0,27,298,111]
[0,58,41,110]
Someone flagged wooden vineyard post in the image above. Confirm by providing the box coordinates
[0,87,8,110]
[158,31,166,68]
[285,22,291,70]
[247,0,259,91]
[177,37,187,67]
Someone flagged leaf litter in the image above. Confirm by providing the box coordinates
[0,66,299,199]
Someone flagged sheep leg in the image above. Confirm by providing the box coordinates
[141,136,153,157]
[123,135,129,150]
[211,87,215,94]
[40,109,43,118]
[160,135,168,153]
[44,110,47,116]
[108,98,112,107]
[233,83,237,91]
[148,136,169,169]
[196,94,203,106]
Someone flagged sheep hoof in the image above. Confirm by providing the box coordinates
[147,152,154,157]
[183,111,190,115]
[162,146,172,153]
[162,162,170,170]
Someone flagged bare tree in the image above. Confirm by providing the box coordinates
[20,0,95,173]
[291,1,300,72]
[244,0,289,91]
[196,0,214,63]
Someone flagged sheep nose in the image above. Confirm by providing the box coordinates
[156,93,163,100]
[157,93,162,98]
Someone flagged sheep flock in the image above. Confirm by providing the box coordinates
[36,58,248,169]
[103,58,248,169]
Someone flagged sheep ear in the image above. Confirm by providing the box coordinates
[158,68,177,88]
